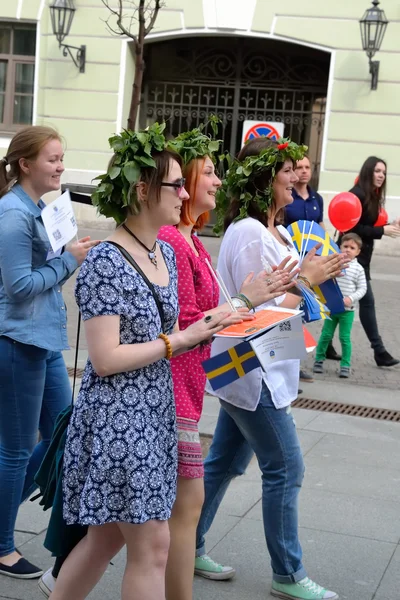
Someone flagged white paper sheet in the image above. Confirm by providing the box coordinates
[41,190,78,252]
[249,315,307,369]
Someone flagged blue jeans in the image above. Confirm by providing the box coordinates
[196,383,306,583]
[0,336,71,557]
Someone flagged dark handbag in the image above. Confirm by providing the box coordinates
[33,313,81,508]
[106,240,166,333]
[33,314,88,557]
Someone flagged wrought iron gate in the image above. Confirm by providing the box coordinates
[141,36,329,183]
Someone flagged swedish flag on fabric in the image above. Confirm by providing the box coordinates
[314,280,345,315]
[298,281,330,323]
[287,220,340,256]
[202,340,261,391]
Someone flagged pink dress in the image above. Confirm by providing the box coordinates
[158,226,219,422]
[158,226,219,478]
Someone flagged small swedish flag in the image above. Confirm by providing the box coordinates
[287,220,345,316]
[298,282,330,322]
[202,340,260,391]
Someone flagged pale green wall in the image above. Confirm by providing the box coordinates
[1,0,399,227]
[0,0,41,20]
[0,0,123,177]
[37,2,122,175]
[144,0,400,214]
[146,0,400,201]
[248,0,400,203]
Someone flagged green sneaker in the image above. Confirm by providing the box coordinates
[194,554,236,581]
[271,577,339,599]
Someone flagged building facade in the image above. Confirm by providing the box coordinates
[1,0,399,248]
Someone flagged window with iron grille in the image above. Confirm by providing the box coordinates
[0,23,36,132]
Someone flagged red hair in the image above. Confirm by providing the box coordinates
[179,157,210,231]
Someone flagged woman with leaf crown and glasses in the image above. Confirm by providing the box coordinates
[193,137,346,600]
[47,124,238,600]
[158,118,297,600]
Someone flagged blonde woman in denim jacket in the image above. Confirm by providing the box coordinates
[0,126,98,579]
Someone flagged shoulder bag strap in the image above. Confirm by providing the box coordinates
[106,240,166,333]
[71,311,81,405]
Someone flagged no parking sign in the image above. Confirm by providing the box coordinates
[241,121,284,146]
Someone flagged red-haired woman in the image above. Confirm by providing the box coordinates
[159,138,294,600]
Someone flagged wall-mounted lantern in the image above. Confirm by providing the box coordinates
[49,0,86,73]
[359,0,388,90]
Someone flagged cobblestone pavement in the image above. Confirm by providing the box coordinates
[63,226,400,393]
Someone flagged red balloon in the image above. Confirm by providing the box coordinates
[328,192,362,232]
[374,207,388,227]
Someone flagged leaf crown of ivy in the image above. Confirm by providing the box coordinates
[91,122,167,224]
[167,115,222,165]
[214,137,308,235]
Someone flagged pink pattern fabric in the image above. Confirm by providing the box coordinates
[158,226,219,423]
[176,416,204,479]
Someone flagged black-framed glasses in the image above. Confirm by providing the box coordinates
[161,178,186,195]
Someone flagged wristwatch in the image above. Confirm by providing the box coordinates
[231,296,247,309]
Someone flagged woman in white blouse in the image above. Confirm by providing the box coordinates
[194,138,344,600]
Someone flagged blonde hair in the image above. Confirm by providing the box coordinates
[0,126,62,198]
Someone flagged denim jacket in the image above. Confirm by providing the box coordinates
[0,184,78,351]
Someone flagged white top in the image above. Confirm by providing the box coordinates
[336,258,367,311]
[207,217,301,411]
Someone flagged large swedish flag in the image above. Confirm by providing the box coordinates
[314,280,345,315]
[287,220,340,256]
[202,340,260,391]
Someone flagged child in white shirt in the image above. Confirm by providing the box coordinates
[313,233,367,378]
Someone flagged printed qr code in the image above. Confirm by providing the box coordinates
[70,216,76,227]
[279,321,292,332]
[53,229,62,241]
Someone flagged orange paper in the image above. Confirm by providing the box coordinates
[216,309,298,338]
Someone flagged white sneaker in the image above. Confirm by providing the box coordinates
[38,568,56,598]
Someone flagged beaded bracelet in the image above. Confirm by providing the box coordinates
[297,275,312,290]
[158,333,173,360]
[232,293,255,313]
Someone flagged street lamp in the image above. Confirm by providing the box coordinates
[49,0,86,73]
[359,0,388,90]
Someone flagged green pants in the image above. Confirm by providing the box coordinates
[315,310,355,367]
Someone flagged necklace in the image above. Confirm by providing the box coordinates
[122,224,158,269]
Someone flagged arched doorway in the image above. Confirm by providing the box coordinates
[141,35,330,184]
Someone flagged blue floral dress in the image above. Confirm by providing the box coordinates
[63,241,179,525]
